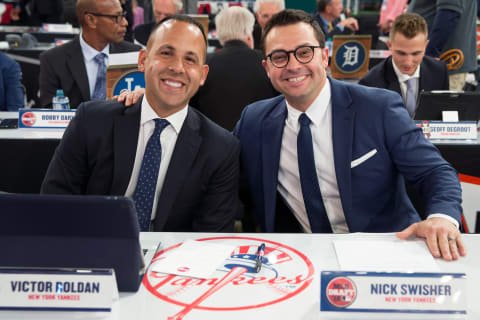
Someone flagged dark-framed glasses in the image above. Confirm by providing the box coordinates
[266,45,322,68]
[85,11,127,24]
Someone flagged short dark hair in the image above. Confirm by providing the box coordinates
[316,0,332,12]
[146,14,208,61]
[390,13,428,40]
[261,9,325,54]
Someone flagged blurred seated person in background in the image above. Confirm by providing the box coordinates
[190,6,278,131]
[312,0,358,39]
[378,0,407,34]
[359,13,449,118]
[10,0,64,26]
[252,0,284,50]
[0,52,24,111]
[39,0,141,109]
[41,15,240,233]
[132,0,144,28]
[134,0,182,46]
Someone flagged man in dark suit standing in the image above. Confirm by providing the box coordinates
[312,0,358,39]
[133,0,182,46]
[234,10,465,261]
[190,6,277,131]
[359,13,449,117]
[41,15,240,233]
[39,0,141,109]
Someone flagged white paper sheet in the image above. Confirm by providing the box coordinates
[334,239,439,272]
[151,239,235,279]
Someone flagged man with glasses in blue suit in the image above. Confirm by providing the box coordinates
[234,9,466,261]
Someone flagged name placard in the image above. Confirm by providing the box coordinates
[0,268,117,312]
[320,271,466,315]
[416,121,477,140]
[41,24,73,33]
[18,109,75,129]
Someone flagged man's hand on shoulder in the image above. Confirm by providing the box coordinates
[396,217,467,261]
[340,17,359,31]
[112,88,145,107]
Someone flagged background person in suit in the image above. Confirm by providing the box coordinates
[0,52,24,111]
[39,0,141,109]
[190,6,278,131]
[252,0,284,50]
[233,9,465,261]
[359,13,449,117]
[133,0,182,46]
[41,15,240,233]
[312,0,358,39]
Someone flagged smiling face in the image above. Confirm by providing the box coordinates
[138,20,208,117]
[263,22,328,112]
[388,31,428,76]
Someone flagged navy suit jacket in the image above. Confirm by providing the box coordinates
[359,56,449,99]
[234,78,461,233]
[41,99,240,232]
[39,37,141,109]
[0,52,24,111]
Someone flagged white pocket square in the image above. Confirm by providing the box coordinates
[351,149,377,168]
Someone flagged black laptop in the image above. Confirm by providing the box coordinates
[0,193,144,292]
[413,91,480,121]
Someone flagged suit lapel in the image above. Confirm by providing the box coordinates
[153,107,202,230]
[66,37,90,101]
[261,99,287,232]
[329,78,354,224]
[418,59,427,93]
[384,57,402,95]
[110,100,142,194]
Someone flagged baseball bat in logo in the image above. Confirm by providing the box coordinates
[143,237,314,319]
[326,277,357,308]
[21,112,36,126]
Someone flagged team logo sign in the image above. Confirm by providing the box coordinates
[143,237,314,318]
[112,70,145,97]
[21,112,36,126]
[325,277,356,308]
[333,40,367,74]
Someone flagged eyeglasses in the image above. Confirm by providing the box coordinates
[85,11,127,24]
[266,45,322,68]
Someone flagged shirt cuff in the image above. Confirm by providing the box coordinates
[427,213,459,229]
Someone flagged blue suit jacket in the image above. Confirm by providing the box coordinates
[234,78,462,233]
[0,52,24,111]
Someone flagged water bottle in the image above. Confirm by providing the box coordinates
[52,89,70,110]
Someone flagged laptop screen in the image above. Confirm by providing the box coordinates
[413,91,480,121]
[0,193,144,292]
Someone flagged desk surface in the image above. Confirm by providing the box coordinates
[1,233,477,319]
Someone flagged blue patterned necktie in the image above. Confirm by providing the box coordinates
[133,119,170,231]
[405,78,416,117]
[297,113,332,233]
[92,52,107,100]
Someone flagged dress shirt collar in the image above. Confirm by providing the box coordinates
[392,58,420,83]
[79,32,110,62]
[285,78,331,130]
[140,97,188,134]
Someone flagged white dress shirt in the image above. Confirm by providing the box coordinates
[124,97,188,220]
[392,59,420,106]
[79,33,110,97]
[277,79,349,233]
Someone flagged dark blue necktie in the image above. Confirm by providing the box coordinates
[133,119,170,231]
[92,52,107,100]
[297,113,332,233]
